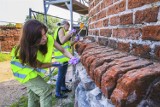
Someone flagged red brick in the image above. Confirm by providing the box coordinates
[113,28,141,40]
[101,0,106,9]
[111,64,160,107]
[120,13,133,25]
[108,0,126,15]
[97,10,106,20]
[108,39,117,49]
[117,42,130,52]
[128,0,159,9]
[96,4,101,13]
[135,7,159,24]
[131,44,151,59]
[110,16,120,26]
[104,0,113,7]
[100,29,112,37]
[101,59,152,98]
[154,45,160,60]
[95,20,103,28]
[98,38,108,46]
[142,25,160,41]
[92,30,99,36]
[103,18,109,27]
[94,56,138,88]
[90,53,127,78]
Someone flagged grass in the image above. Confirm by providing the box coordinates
[0,52,11,62]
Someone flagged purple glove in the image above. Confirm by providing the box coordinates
[74,34,80,42]
[69,29,76,35]
[52,62,62,67]
[69,57,80,65]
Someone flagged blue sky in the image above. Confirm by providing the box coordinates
[0,0,80,24]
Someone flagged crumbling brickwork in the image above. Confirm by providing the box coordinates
[75,38,160,107]
[88,0,160,60]
[0,26,21,52]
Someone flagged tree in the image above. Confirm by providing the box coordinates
[26,14,60,35]
[78,15,89,25]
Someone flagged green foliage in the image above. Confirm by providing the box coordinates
[0,53,11,62]
[5,23,15,27]
[78,15,89,25]
[26,14,60,35]
[10,96,28,107]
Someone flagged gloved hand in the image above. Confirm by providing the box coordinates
[52,62,62,67]
[68,57,80,65]
[74,34,80,42]
[69,29,76,35]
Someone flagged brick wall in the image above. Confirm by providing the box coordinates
[0,26,21,52]
[88,0,160,60]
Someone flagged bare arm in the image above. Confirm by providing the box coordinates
[58,28,73,44]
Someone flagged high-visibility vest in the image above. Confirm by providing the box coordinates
[53,27,71,63]
[10,34,54,84]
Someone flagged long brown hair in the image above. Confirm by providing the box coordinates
[15,19,48,68]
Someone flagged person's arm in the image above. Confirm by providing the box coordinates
[36,40,74,69]
[58,28,72,44]
[54,40,73,58]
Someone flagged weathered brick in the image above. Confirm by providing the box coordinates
[90,53,127,78]
[108,39,117,49]
[101,59,152,98]
[90,51,120,77]
[120,13,133,25]
[103,18,109,27]
[117,42,130,52]
[92,29,99,36]
[98,37,108,46]
[97,10,106,20]
[135,7,159,24]
[111,64,160,107]
[131,44,151,58]
[110,16,120,26]
[128,0,159,9]
[94,56,138,88]
[142,25,160,41]
[108,0,126,15]
[113,28,141,40]
[100,29,112,37]
[154,45,160,60]
[95,21,103,28]
[104,0,113,7]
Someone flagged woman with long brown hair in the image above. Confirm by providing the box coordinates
[10,19,79,107]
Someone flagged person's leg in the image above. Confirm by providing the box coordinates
[55,65,68,98]
[61,63,68,90]
[27,88,40,107]
[24,76,52,107]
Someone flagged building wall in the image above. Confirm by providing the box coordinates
[88,0,160,60]
[0,26,21,52]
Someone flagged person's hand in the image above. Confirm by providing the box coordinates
[69,29,76,35]
[74,34,80,42]
[52,62,62,67]
[69,57,80,65]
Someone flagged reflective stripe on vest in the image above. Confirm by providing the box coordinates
[53,27,71,63]
[13,72,26,79]
[11,61,46,79]
[54,45,70,52]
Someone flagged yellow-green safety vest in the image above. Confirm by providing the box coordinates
[53,27,71,63]
[10,34,54,84]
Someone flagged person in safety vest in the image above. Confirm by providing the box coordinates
[10,19,79,107]
[53,20,79,99]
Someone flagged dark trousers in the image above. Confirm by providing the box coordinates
[55,62,68,95]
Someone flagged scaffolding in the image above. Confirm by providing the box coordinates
[43,0,88,29]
